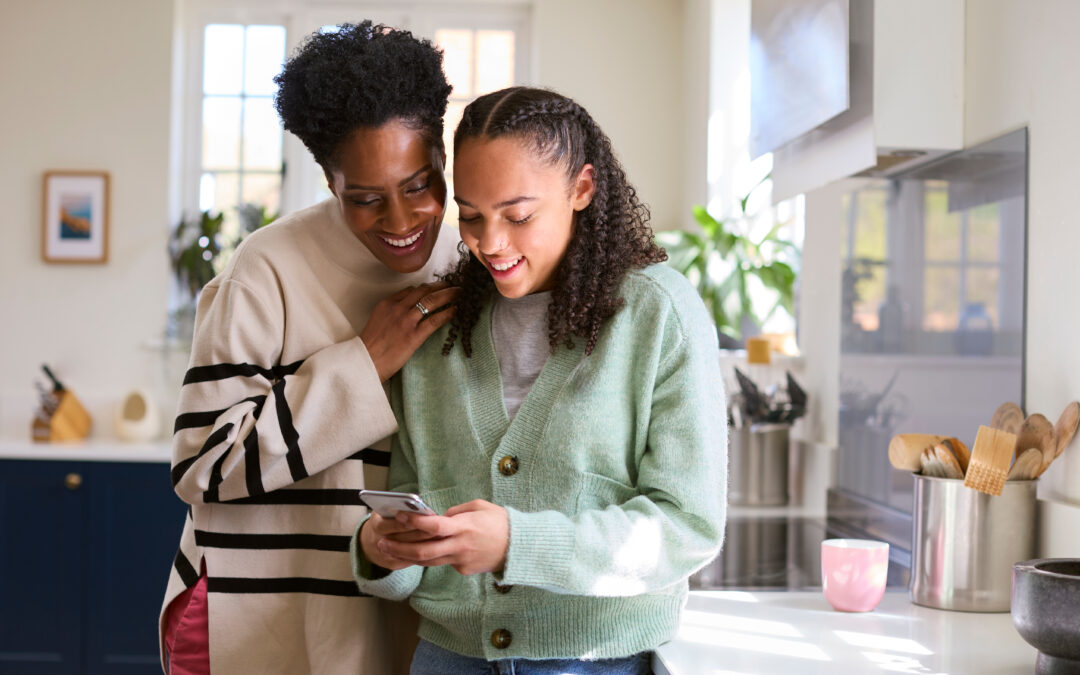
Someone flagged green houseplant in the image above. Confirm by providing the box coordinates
[657,175,799,347]
[167,203,276,339]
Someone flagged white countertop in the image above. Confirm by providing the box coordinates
[0,439,172,463]
[654,590,1035,674]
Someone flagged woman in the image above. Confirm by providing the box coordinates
[159,22,459,675]
[354,87,726,673]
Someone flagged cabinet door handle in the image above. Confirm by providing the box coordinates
[65,473,83,490]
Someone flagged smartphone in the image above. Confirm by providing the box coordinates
[359,489,437,518]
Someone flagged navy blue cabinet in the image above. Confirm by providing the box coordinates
[0,460,186,675]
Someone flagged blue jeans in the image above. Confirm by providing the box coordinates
[410,639,653,675]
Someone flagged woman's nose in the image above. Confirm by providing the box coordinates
[384,198,413,234]
[477,222,508,254]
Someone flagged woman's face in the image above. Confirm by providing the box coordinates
[325,119,446,274]
[453,136,594,298]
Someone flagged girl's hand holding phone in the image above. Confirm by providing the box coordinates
[378,499,510,576]
[360,511,438,571]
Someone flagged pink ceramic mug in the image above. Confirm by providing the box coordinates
[821,539,890,612]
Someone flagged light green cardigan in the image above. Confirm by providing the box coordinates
[352,263,727,661]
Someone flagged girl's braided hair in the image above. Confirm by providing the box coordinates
[441,86,666,357]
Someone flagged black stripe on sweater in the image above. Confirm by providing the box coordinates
[206,577,367,597]
[171,423,234,487]
[183,360,303,385]
[194,530,351,552]
[272,379,307,481]
[173,395,267,434]
[243,396,268,496]
[173,549,199,588]
[203,451,229,503]
[346,448,391,466]
[224,489,365,506]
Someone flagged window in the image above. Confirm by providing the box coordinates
[176,3,531,232]
[197,24,286,238]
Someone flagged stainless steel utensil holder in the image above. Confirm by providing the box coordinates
[910,474,1036,612]
[728,423,790,506]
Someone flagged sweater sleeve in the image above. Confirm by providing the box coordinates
[351,374,424,600]
[170,274,397,504]
[499,298,728,597]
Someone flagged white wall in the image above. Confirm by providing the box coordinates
[533,0,692,230]
[0,0,698,439]
[964,0,1080,550]
[0,0,176,437]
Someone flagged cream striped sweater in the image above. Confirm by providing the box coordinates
[159,198,459,674]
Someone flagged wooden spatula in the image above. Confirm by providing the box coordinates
[990,402,1024,435]
[1008,448,1043,480]
[1038,401,1080,476]
[965,425,1017,496]
[1015,414,1055,463]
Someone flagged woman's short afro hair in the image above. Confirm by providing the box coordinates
[273,21,452,168]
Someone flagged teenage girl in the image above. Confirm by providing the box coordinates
[353,86,727,674]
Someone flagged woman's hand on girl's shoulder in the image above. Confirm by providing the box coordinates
[360,282,460,382]
[380,500,509,576]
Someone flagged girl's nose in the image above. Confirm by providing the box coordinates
[477,223,508,255]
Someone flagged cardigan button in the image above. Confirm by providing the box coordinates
[498,455,519,476]
[493,581,513,594]
[491,628,513,649]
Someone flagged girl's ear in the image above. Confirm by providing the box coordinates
[570,163,596,212]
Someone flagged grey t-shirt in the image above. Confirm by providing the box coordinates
[491,291,552,419]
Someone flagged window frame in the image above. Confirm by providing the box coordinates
[174,0,534,228]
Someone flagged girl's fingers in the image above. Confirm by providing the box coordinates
[396,513,457,537]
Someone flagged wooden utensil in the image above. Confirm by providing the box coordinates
[965,425,1017,496]
[990,402,1024,435]
[1008,448,1043,481]
[942,437,970,474]
[1037,401,1080,476]
[889,434,948,471]
[933,444,965,479]
[1015,413,1055,463]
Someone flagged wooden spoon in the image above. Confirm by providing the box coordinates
[942,437,970,474]
[1009,448,1043,481]
[1015,414,1055,463]
[934,444,964,479]
[990,402,1024,435]
[1038,401,1080,476]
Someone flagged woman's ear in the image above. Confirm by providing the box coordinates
[324,167,338,198]
[570,164,596,212]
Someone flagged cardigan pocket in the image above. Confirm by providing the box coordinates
[575,472,638,513]
[419,484,473,515]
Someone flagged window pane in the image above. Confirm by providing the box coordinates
[244,25,285,95]
[204,25,244,95]
[202,171,241,238]
[241,174,282,216]
[202,97,242,170]
[924,266,960,331]
[925,185,960,261]
[850,262,887,332]
[436,29,474,98]
[242,98,282,170]
[968,203,1000,262]
[475,30,514,94]
[965,267,1000,327]
[852,189,887,261]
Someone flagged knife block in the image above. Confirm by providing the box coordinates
[32,390,92,442]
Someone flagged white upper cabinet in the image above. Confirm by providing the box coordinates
[752,0,965,201]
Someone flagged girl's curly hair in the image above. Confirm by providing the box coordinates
[441,86,667,357]
[273,21,452,169]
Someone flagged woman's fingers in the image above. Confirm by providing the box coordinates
[359,282,460,382]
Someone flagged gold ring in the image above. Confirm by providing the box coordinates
[415,300,430,317]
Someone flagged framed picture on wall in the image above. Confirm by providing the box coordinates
[42,170,109,263]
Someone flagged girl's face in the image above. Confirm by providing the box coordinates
[326,119,447,274]
[453,136,594,298]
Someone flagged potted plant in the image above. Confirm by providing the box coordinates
[656,175,799,348]
[167,203,276,340]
